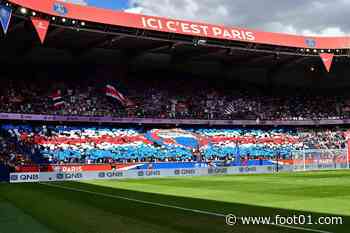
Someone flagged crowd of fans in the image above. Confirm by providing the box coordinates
[0,71,350,167]
[1,73,350,121]
[0,133,32,168]
[0,124,347,166]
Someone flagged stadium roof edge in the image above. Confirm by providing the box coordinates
[6,0,350,50]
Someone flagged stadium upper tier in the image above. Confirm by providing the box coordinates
[3,1,350,127]
[6,0,350,50]
[0,124,347,165]
[1,74,350,125]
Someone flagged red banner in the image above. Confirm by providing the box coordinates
[49,165,110,172]
[45,163,140,172]
[31,17,49,43]
[8,0,350,49]
[319,53,334,72]
[16,164,113,172]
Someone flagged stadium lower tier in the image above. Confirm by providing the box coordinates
[0,124,348,167]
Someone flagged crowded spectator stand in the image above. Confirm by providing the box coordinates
[1,124,349,172]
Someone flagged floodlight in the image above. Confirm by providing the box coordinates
[20,7,27,14]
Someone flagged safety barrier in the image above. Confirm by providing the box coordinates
[1,113,350,126]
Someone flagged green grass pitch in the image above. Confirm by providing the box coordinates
[1,171,350,233]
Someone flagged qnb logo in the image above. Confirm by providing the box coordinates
[208,168,228,174]
[174,169,196,175]
[138,170,160,177]
[10,174,18,181]
[98,172,123,178]
[10,174,39,182]
[305,38,317,48]
[56,173,83,180]
[20,174,39,180]
[53,2,68,16]
[106,172,123,178]
[239,167,257,173]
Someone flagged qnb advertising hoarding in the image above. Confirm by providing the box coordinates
[9,166,279,183]
[98,171,124,179]
[10,173,39,183]
[137,170,161,177]
[174,169,196,176]
[208,167,228,175]
[56,173,83,181]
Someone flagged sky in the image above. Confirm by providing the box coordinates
[62,0,350,36]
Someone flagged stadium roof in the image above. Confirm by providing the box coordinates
[7,0,350,49]
[1,0,350,70]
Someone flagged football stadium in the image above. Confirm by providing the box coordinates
[0,0,350,233]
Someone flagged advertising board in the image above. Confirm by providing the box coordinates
[10,166,279,183]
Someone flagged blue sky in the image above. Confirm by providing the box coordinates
[84,0,129,10]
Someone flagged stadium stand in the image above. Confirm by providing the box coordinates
[0,74,349,121]
[0,0,349,176]
[0,2,349,233]
[0,124,347,170]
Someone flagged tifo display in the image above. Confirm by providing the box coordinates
[1,124,349,178]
